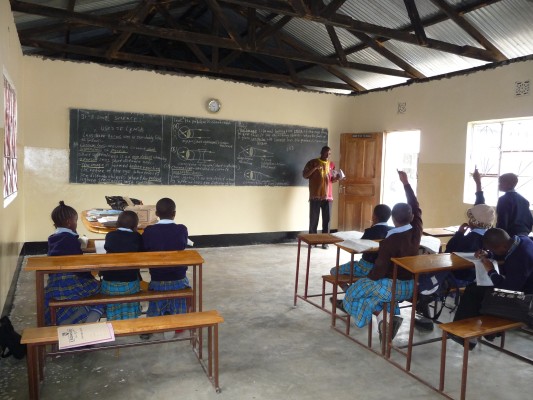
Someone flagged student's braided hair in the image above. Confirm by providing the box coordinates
[51,201,78,228]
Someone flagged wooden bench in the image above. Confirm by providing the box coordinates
[49,287,194,325]
[21,310,224,400]
[438,315,524,400]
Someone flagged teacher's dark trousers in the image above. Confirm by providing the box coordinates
[309,199,332,234]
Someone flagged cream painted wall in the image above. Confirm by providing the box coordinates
[22,58,355,241]
[349,59,533,227]
[0,1,24,314]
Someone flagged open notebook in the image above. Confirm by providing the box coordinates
[453,252,500,286]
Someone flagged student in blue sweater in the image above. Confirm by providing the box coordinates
[44,201,103,325]
[101,210,144,320]
[142,198,189,321]
[330,204,393,282]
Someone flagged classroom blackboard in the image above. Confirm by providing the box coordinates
[69,109,328,186]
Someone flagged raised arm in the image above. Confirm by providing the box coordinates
[473,168,485,205]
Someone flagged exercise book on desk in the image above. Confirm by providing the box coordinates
[58,322,115,350]
[339,239,379,252]
[453,252,499,286]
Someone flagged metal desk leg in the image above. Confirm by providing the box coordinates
[331,246,341,327]
[460,338,469,400]
[406,274,419,371]
[294,238,302,306]
[36,272,45,327]
[303,245,312,298]
[439,331,447,392]
[386,265,398,358]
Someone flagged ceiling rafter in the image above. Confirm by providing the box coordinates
[18,37,353,91]
[106,0,156,59]
[403,0,427,46]
[429,0,507,62]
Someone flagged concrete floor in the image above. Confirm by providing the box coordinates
[1,243,532,400]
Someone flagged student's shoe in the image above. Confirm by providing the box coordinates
[414,316,434,331]
[322,244,329,249]
[139,333,153,340]
[378,320,384,343]
[329,297,346,313]
[391,316,403,339]
[449,334,477,350]
[483,332,502,342]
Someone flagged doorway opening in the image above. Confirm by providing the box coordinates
[382,130,420,210]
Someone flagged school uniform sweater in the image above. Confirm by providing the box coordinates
[488,235,533,294]
[496,191,533,236]
[47,232,92,280]
[360,223,393,263]
[367,184,422,281]
[101,229,143,282]
[142,222,188,281]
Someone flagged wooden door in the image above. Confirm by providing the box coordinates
[338,133,384,232]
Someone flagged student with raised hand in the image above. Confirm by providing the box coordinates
[445,168,495,285]
[44,201,103,325]
[141,198,189,338]
[496,172,533,236]
[342,170,422,341]
[100,210,144,320]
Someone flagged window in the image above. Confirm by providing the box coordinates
[464,118,533,207]
[3,75,18,205]
[382,130,420,207]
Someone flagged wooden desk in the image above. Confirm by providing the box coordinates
[387,253,474,371]
[293,233,343,307]
[81,210,151,234]
[25,250,204,328]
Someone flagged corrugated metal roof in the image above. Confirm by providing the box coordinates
[466,0,533,58]
[9,0,533,94]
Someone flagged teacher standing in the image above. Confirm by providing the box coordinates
[302,146,340,247]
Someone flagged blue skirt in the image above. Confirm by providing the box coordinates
[146,278,190,317]
[343,277,414,328]
[44,273,102,325]
[100,280,142,320]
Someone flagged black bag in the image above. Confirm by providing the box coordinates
[0,316,26,359]
[416,272,461,321]
[480,289,533,328]
[105,196,142,211]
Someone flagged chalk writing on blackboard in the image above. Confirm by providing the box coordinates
[70,109,328,186]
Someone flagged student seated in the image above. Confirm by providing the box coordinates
[330,204,392,288]
[141,198,189,338]
[342,171,422,341]
[445,168,495,285]
[44,201,103,325]
[100,211,144,320]
[452,228,533,349]
[496,172,533,236]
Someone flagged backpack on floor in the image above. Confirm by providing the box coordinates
[0,316,26,360]
[416,272,461,321]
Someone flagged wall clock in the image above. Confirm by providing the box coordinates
[207,99,221,113]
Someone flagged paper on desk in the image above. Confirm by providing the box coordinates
[453,252,499,286]
[420,235,441,254]
[58,322,115,350]
[94,240,106,254]
[339,239,379,252]
[187,238,194,247]
[97,216,119,223]
[332,231,364,241]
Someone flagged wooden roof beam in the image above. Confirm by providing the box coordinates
[326,25,347,66]
[403,0,427,46]
[429,0,507,61]
[19,37,352,91]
